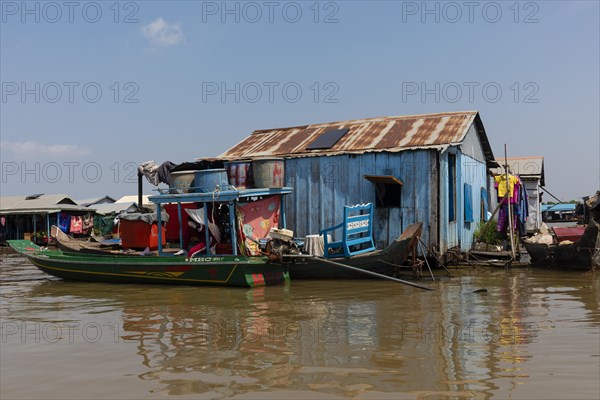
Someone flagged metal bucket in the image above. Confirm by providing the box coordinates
[223,160,254,189]
[169,171,195,193]
[193,169,229,193]
[252,157,285,188]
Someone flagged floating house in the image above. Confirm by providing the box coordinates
[218,111,498,255]
[494,156,545,233]
[0,194,93,242]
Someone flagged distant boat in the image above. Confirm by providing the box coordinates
[524,220,599,269]
[7,240,289,288]
[51,225,125,256]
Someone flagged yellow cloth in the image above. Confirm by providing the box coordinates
[495,175,518,198]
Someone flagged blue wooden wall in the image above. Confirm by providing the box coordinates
[438,149,488,252]
[283,146,488,255]
[284,150,436,250]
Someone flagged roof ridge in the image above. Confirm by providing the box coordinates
[252,110,479,133]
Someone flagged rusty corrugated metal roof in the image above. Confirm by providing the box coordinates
[219,111,494,160]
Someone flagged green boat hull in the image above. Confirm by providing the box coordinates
[7,240,289,288]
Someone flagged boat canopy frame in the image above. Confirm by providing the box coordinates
[149,187,293,256]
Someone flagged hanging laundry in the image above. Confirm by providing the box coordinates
[497,203,509,232]
[494,174,518,199]
[495,173,530,236]
[70,216,83,234]
[58,213,71,233]
[511,179,520,204]
[82,213,94,234]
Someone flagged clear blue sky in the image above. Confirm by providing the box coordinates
[1,0,599,201]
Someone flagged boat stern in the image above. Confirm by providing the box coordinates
[244,265,290,287]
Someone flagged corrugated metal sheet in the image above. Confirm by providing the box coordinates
[541,203,576,212]
[93,202,138,215]
[284,151,437,249]
[0,194,91,214]
[76,195,117,207]
[220,111,494,160]
[215,110,494,255]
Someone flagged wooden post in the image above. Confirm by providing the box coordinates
[138,171,143,213]
[504,145,516,260]
[412,237,417,278]
[156,203,163,255]
[204,206,210,255]
[228,202,238,256]
[177,202,183,250]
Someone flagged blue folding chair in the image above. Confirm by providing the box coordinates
[320,203,376,258]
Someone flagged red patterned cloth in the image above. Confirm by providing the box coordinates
[70,216,83,234]
[236,196,280,256]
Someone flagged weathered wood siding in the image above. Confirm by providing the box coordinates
[438,148,488,253]
[283,121,489,255]
[284,150,436,249]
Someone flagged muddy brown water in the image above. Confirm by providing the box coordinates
[1,248,599,399]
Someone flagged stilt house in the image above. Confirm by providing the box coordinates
[219,111,498,255]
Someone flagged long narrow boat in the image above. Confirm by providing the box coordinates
[51,225,129,255]
[7,240,289,287]
[287,222,422,279]
[13,174,426,285]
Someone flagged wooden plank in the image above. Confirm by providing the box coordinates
[294,158,309,238]
[347,156,362,206]
[332,156,347,243]
[285,158,297,234]
[309,157,321,236]
[429,150,439,250]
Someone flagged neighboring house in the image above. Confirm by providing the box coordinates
[93,202,139,215]
[115,195,152,207]
[218,111,498,255]
[0,194,94,241]
[91,202,140,236]
[77,195,117,207]
[494,156,545,233]
[542,203,577,222]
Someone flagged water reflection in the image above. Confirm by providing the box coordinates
[2,251,599,399]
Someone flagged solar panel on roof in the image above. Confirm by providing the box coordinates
[306,128,349,150]
[25,194,44,200]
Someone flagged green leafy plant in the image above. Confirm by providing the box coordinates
[474,220,501,245]
[32,231,46,243]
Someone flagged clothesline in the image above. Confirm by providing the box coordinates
[494,173,529,236]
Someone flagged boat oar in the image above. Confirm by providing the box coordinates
[314,256,434,291]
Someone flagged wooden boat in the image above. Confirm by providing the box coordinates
[51,225,128,255]
[554,220,599,268]
[10,185,380,287]
[523,241,553,263]
[7,240,289,288]
[20,177,426,286]
[287,222,422,279]
[524,220,599,269]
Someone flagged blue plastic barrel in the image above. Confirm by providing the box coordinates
[193,169,229,193]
